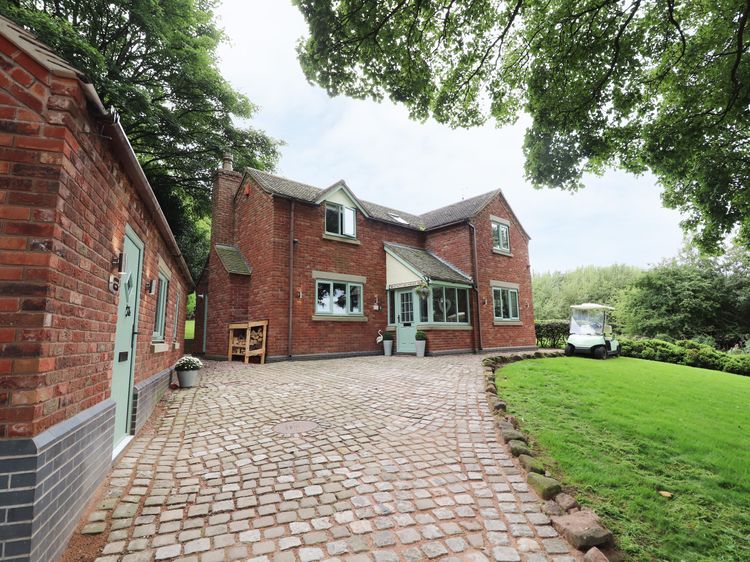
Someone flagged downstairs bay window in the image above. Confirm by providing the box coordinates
[316,280,363,316]
[493,286,520,321]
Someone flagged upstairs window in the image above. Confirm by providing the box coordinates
[493,287,519,321]
[316,280,363,315]
[325,203,356,238]
[492,220,510,252]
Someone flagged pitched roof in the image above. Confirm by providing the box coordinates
[242,168,528,236]
[214,244,252,276]
[384,242,472,285]
[0,16,81,79]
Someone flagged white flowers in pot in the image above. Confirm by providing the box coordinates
[175,356,203,388]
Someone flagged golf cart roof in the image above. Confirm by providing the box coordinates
[570,303,614,311]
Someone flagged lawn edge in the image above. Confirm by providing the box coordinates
[482,352,625,562]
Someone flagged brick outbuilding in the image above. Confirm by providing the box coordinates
[0,17,191,561]
[195,159,536,361]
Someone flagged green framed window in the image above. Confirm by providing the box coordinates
[429,286,470,324]
[493,287,519,320]
[316,280,363,315]
[492,220,510,252]
[152,273,169,341]
[325,203,356,238]
[173,292,180,342]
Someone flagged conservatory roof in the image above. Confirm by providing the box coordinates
[570,303,614,310]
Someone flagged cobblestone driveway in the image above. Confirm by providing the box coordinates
[74,355,579,562]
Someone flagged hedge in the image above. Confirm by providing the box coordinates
[619,337,750,376]
[535,320,568,348]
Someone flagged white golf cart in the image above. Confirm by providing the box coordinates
[564,303,621,359]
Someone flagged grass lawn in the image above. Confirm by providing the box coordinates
[184,319,195,340]
[497,357,750,561]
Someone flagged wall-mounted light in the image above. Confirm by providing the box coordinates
[297,290,303,299]
[197,294,205,300]
[482,298,487,306]
[146,279,156,295]
[111,252,126,272]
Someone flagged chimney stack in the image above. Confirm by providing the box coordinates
[222,152,234,171]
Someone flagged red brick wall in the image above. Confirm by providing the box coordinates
[473,196,536,349]
[425,223,473,278]
[202,176,536,359]
[0,40,188,437]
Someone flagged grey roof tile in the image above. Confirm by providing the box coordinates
[214,244,252,276]
[242,168,526,236]
[384,242,472,284]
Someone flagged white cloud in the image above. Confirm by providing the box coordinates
[215,0,685,272]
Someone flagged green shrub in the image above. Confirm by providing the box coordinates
[535,320,569,348]
[690,334,717,348]
[619,336,749,377]
[723,355,750,376]
[415,330,427,341]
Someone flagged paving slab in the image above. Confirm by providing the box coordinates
[64,354,580,560]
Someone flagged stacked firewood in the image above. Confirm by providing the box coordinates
[248,328,264,349]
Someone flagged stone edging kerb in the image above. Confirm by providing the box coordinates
[482,352,623,562]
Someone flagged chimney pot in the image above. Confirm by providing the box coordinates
[222,153,234,171]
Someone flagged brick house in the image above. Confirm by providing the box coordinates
[0,17,191,561]
[195,159,536,361]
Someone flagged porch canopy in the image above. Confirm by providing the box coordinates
[384,242,473,289]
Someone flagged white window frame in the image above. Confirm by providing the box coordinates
[152,272,169,341]
[315,280,364,316]
[493,287,520,321]
[325,203,357,238]
[428,285,471,325]
[492,220,510,252]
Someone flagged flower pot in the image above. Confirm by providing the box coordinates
[177,369,200,388]
[383,340,393,356]
[415,340,426,357]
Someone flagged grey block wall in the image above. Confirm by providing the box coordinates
[0,399,115,562]
[130,367,172,435]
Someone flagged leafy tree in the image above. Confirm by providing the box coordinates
[294,0,750,252]
[533,264,642,321]
[616,253,750,347]
[1,0,280,278]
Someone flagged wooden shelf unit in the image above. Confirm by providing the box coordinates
[227,320,268,364]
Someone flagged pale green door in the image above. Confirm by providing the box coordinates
[112,227,143,448]
[396,290,417,353]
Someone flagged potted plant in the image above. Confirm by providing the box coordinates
[415,331,427,357]
[382,330,393,356]
[175,355,203,388]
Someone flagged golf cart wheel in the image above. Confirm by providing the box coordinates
[564,344,575,357]
[593,346,607,360]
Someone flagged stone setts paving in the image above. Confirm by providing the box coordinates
[69,355,581,562]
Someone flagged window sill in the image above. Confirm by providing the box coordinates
[322,233,361,245]
[416,324,472,331]
[493,320,523,326]
[492,249,513,257]
[151,342,170,353]
[312,314,368,322]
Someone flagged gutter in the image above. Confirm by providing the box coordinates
[79,80,194,288]
[288,201,295,357]
[468,222,483,352]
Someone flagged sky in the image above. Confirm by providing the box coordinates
[215,0,685,273]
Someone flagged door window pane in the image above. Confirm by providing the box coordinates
[317,282,331,313]
[400,292,413,323]
[325,204,341,234]
[388,290,395,324]
[343,207,356,237]
[419,292,428,322]
[349,284,361,313]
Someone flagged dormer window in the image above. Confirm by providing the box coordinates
[325,203,356,238]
